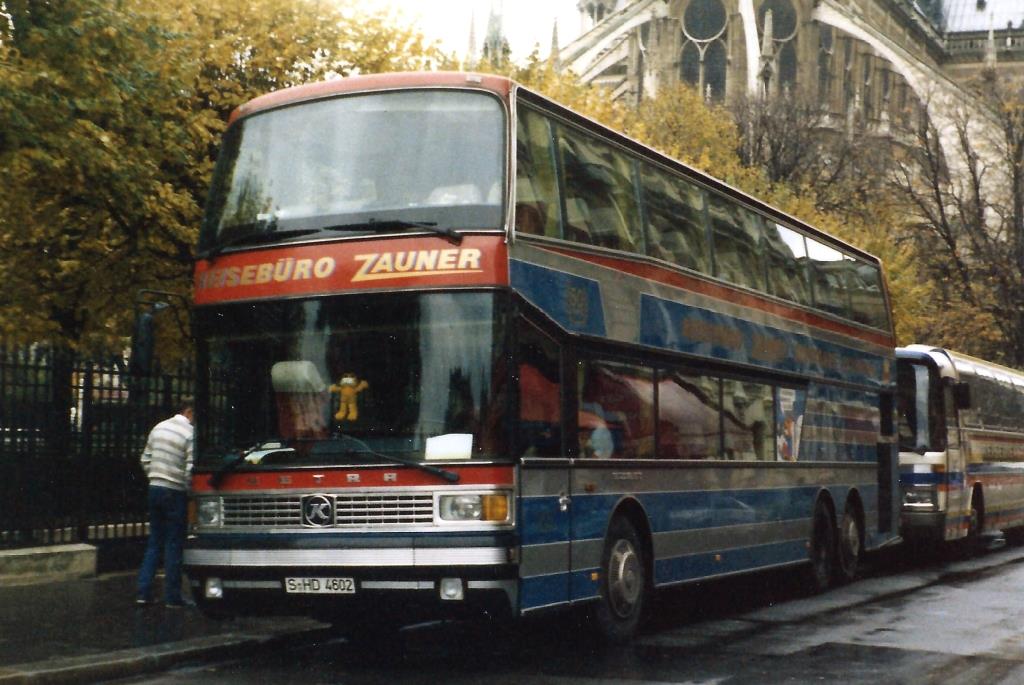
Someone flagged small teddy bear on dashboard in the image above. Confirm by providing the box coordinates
[329,372,369,422]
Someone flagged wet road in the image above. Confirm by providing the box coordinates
[112,548,1024,684]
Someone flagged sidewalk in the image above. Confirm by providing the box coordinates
[0,572,325,684]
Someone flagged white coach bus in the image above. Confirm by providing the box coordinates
[897,345,1024,547]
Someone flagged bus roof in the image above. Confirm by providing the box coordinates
[899,345,1024,386]
[231,71,514,123]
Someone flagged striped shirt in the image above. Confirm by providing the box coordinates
[140,414,194,491]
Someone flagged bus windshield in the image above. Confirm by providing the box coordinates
[195,292,508,469]
[897,359,940,454]
[199,90,505,252]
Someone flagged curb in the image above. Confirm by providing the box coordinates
[0,626,333,684]
[0,545,96,588]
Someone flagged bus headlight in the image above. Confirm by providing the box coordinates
[196,498,223,527]
[902,486,937,510]
[438,493,510,522]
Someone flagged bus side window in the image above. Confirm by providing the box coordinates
[640,164,710,274]
[557,126,642,253]
[516,322,562,457]
[806,238,850,318]
[658,371,721,459]
[847,261,890,330]
[515,108,561,238]
[722,380,774,461]
[578,360,654,459]
[764,222,811,305]
[958,377,982,429]
[707,194,765,291]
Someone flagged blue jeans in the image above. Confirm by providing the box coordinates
[136,485,187,603]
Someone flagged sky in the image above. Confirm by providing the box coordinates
[356,0,584,62]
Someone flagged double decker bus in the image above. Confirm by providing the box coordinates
[184,72,900,641]
[897,345,1024,548]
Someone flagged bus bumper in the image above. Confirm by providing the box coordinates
[183,535,519,623]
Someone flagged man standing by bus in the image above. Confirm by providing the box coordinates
[136,397,194,608]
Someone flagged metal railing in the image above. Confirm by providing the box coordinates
[0,344,194,548]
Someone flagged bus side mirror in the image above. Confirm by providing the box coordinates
[953,381,971,410]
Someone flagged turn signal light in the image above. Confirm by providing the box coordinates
[482,494,509,522]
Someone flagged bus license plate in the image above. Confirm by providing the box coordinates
[284,577,356,594]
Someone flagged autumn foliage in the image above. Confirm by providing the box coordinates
[0,4,1008,363]
[0,0,446,356]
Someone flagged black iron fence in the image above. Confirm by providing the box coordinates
[0,345,194,548]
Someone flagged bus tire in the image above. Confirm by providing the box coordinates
[593,516,647,643]
[806,501,836,593]
[835,504,862,584]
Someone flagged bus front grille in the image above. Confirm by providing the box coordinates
[222,497,302,527]
[220,493,435,528]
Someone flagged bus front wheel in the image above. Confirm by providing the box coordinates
[593,516,647,643]
[835,505,862,583]
[961,490,983,557]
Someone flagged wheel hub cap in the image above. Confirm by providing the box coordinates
[609,539,641,617]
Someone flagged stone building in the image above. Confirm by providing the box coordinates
[559,0,1024,144]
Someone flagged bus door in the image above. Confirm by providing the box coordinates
[515,321,573,612]
[518,460,572,611]
[942,376,967,539]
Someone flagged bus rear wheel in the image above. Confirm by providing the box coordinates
[806,501,836,593]
[593,517,647,643]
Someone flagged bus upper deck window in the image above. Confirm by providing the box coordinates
[640,164,710,274]
[515,108,560,239]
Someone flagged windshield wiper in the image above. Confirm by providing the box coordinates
[199,225,321,260]
[208,443,294,488]
[323,218,463,245]
[321,434,460,483]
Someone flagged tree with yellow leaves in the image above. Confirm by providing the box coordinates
[0,0,445,356]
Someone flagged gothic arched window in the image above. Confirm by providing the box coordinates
[680,0,729,100]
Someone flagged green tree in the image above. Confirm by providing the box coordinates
[891,73,1024,365]
[1,0,197,351]
[501,54,639,134]
[0,0,444,359]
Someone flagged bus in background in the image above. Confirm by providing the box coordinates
[897,345,1024,549]
[183,72,900,642]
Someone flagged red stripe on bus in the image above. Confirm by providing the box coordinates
[192,465,515,492]
[194,235,508,305]
[534,244,895,349]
